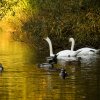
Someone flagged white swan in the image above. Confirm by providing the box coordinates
[76,47,100,56]
[69,37,100,56]
[44,37,80,59]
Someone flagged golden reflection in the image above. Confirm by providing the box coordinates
[0,28,77,100]
[0,22,98,99]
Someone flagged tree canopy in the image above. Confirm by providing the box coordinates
[0,0,100,49]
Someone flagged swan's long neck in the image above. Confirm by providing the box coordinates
[70,38,75,51]
[45,37,54,56]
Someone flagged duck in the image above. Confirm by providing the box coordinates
[44,37,81,59]
[59,68,68,79]
[46,54,58,64]
[0,63,3,72]
[69,37,100,56]
[37,62,61,72]
[38,63,54,69]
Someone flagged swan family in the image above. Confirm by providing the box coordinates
[44,37,100,59]
[44,37,81,59]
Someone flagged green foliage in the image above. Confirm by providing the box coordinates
[20,0,100,50]
[1,0,100,49]
[0,0,18,20]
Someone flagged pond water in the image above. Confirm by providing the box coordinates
[0,38,100,100]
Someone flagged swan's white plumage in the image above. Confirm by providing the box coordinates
[69,38,100,56]
[44,37,80,59]
[57,50,77,57]
[76,47,98,56]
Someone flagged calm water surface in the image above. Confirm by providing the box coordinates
[0,39,100,100]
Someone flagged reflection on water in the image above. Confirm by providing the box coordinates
[0,38,100,100]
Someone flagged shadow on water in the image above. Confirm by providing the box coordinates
[0,37,100,100]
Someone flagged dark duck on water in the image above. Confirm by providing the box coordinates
[0,63,3,72]
[59,68,68,79]
[38,63,54,69]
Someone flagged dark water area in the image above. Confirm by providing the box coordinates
[0,39,100,100]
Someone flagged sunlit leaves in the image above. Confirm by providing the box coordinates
[0,0,100,48]
[0,0,18,20]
